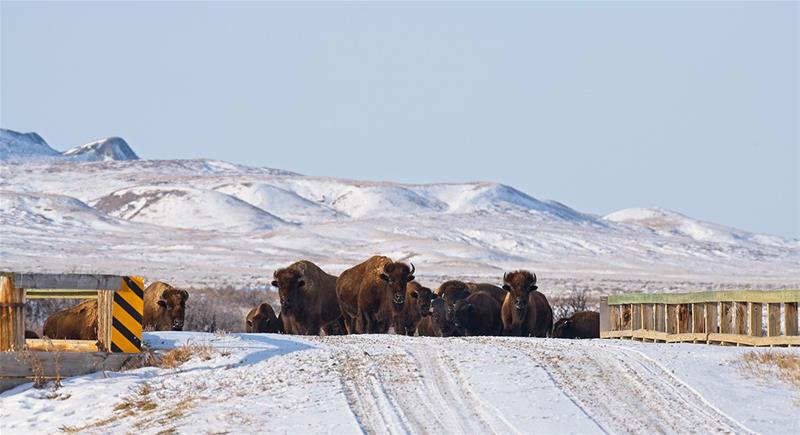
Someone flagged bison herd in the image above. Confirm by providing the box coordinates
[40,255,600,341]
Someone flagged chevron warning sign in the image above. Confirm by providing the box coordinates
[110,276,144,353]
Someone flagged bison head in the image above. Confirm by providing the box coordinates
[379,262,415,312]
[156,287,189,331]
[438,280,471,323]
[429,296,447,336]
[503,270,537,313]
[552,317,575,339]
[452,299,474,332]
[246,303,279,333]
[272,267,305,313]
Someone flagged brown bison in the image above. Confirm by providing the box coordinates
[336,256,415,334]
[246,302,281,333]
[272,260,344,335]
[25,330,40,339]
[552,311,600,339]
[500,271,553,337]
[453,291,502,336]
[437,280,472,324]
[43,281,189,340]
[393,281,434,336]
[417,295,461,337]
[465,282,506,307]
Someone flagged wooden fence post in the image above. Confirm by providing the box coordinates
[611,305,620,331]
[784,303,798,336]
[677,304,690,334]
[767,303,781,337]
[97,290,113,352]
[642,304,654,331]
[655,304,666,336]
[691,303,704,342]
[0,274,25,351]
[705,302,718,344]
[599,296,610,335]
[748,302,762,337]
[720,302,733,335]
[666,305,677,334]
[734,302,747,336]
[632,304,641,331]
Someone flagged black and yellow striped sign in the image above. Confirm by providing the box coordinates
[110,276,144,353]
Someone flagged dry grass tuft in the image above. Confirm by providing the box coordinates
[740,351,800,389]
[157,343,214,368]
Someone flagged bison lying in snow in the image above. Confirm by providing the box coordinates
[500,271,553,337]
[245,302,281,333]
[552,311,600,339]
[272,260,344,336]
[393,281,434,336]
[43,281,189,340]
[453,291,502,336]
[337,256,415,334]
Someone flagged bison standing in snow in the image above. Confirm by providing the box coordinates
[272,260,344,335]
[552,311,600,339]
[336,256,415,334]
[393,281,434,336]
[500,271,553,337]
[245,302,281,333]
[43,281,189,340]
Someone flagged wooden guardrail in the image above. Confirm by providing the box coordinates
[599,290,799,346]
[0,272,145,353]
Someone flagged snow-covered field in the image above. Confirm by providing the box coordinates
[1,129,797,293]
[2,332,798,434]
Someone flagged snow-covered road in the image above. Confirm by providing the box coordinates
[2,333,797,434]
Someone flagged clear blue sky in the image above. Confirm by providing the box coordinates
[2,2,798,239]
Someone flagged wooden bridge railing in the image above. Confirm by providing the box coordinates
[599,290,799,346]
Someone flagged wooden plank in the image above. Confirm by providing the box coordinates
[666,332,708,343]
[0,352,133,378]
[707,333,800,347]
[97,290,113,352]
[748,302,762,337]
[655,304,666,332]
[677,304,690,333]
[599,296,610,333]
[26,290,99,300]
[666,305,677,334]
[25,339,99,352]
[610,305,621,331]
[608,290,800,305]
[0,275,25,351]
[785,303,798,336]
[10,273,123,291]
[734,302,747,335]
[768,303,781,337]
[691,303,704,334]
[0,379,30,393]
[705,302,718,336]
[642,304,654,330]
[720,302,733,334]
[601,331,800,347]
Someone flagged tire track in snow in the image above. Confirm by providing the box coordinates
[323,336,520,435]
[486,338,753,434]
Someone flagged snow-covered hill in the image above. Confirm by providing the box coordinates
[0,128,139,162]
[0,129,797,290]
[62,136,139,161]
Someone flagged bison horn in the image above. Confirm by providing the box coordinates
[532,273,537,284]
[409,263,415,275]
[503,272,509,283]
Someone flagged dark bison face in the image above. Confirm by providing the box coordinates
[430,296,447,335]
[246,303,279,333]
[156,288,189,331]
[452,299,473,330]
[380,262,415,312]
[502,271,537,313]
[438,280,471,323]
[414,286,434,318]
[272,268,304,312]
[552,318,575,339]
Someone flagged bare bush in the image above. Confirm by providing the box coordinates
[183,286,279,333]
[550,288,594,321]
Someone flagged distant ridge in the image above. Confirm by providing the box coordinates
[0,128,139,162]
